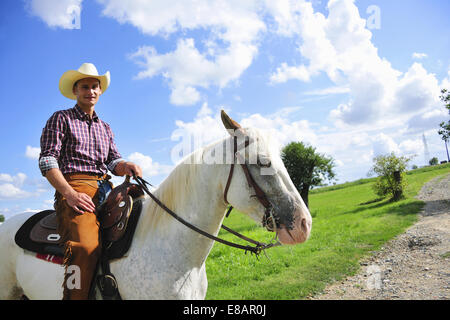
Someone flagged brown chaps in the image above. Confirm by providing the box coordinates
[55,173,110,300]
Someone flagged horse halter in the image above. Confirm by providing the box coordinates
[223,135,277,232]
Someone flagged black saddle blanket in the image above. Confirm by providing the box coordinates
[14,199,143,260]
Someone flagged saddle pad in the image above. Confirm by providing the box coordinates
[15,199,144,260]
[40,212,58,229]
[15,210,64,256]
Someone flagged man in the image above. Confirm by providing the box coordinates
[39,63,142,300]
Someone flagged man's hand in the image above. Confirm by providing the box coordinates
[65,189,96,214]
[115,161,143,178]
[44,168,96,214]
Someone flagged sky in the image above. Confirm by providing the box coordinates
[0,0,449,220]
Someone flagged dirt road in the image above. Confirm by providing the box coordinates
[311,173,450,300]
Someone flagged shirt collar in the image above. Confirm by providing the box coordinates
[74,104,99,122]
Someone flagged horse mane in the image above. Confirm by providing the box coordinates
[134,142,210,241]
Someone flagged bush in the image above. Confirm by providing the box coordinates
[368,153,413,201]
[429,157,439,166]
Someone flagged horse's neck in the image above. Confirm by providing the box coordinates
[133,154,228,268]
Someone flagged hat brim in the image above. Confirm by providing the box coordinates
[59,70,110,100]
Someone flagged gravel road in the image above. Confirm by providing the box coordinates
[310,173,450,300]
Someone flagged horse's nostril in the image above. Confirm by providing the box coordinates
[301,218,308,233]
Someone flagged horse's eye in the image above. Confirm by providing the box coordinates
[257,157,271,168]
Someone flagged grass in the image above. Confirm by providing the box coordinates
[205,163,450,300]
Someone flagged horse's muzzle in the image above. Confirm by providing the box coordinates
[276,209,311,245]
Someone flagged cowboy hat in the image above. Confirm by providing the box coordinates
[59,62,110,100]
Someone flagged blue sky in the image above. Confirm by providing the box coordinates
[0,0,449,220]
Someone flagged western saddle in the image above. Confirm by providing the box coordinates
[15,176,145,260]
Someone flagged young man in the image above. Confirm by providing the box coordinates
[39,63,142,300]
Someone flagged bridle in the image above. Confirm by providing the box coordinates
[223,135,278,232]
[132,134,281,257]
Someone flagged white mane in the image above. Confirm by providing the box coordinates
[135,148,204,239]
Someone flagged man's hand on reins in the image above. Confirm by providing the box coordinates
[115,161,143,178]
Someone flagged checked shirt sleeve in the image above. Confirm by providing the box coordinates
[104,122,124,174]
[39,111,65,176]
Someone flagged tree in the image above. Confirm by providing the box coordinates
[429,157,439,166]
[368,152,413,201]
[438,88,450,162]
[281,141,336,208]
[0,214,4,223]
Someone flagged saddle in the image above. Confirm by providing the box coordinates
[15,177,145,260]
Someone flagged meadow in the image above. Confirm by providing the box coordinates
[205,163,450,299]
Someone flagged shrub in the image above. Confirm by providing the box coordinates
[368,152,413,201]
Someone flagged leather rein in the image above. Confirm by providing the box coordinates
[132,136,280,256]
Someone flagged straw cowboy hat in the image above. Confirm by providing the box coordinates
[59,63,110,100]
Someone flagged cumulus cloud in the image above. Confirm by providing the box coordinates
[25,146,41,160]
[371,133,400,157]
[99,0,265,106]
[169,104,319,165]
[0,173,32,199]
[25,0,82,29]
[127,152,173,178]
[268,0,443,130]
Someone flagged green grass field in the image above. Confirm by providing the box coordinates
[205,163,450,300]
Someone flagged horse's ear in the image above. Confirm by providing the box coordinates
[221,110,241,131]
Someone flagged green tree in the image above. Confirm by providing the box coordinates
[281,142,336,208]
[429,157,439,166]
[0,214,4,223]
[438,88,450,162]
[368,152,413,201]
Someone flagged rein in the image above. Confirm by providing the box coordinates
[131,137,281,256]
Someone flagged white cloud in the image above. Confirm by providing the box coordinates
[25,0,82,29]
[371,133,400,157]
[0,173,27,187]
[127,152,173,178]
[0,184,32,199]
[406,108,447,134]
[270,63,311,83]
[25,145,41,160]
[170,102,227,159]
[129,38,258,106]
[268,0,443,130]
[170,104,319,163]
[0,173,31,199]
[399,139,423,156]
[100,0,265,106]
[412,52,427,59]
[394,63,440,113]
[303,86,350,96]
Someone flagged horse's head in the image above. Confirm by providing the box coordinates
[220,110,312,245]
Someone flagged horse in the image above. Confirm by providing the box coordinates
[0,111,312,299]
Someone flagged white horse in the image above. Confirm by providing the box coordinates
[0,111,311,300]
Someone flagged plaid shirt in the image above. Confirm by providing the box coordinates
[39,104,123,176]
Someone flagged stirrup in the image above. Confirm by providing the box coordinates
[97,273,119,300]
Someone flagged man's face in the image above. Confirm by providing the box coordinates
[72,77,102,107]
